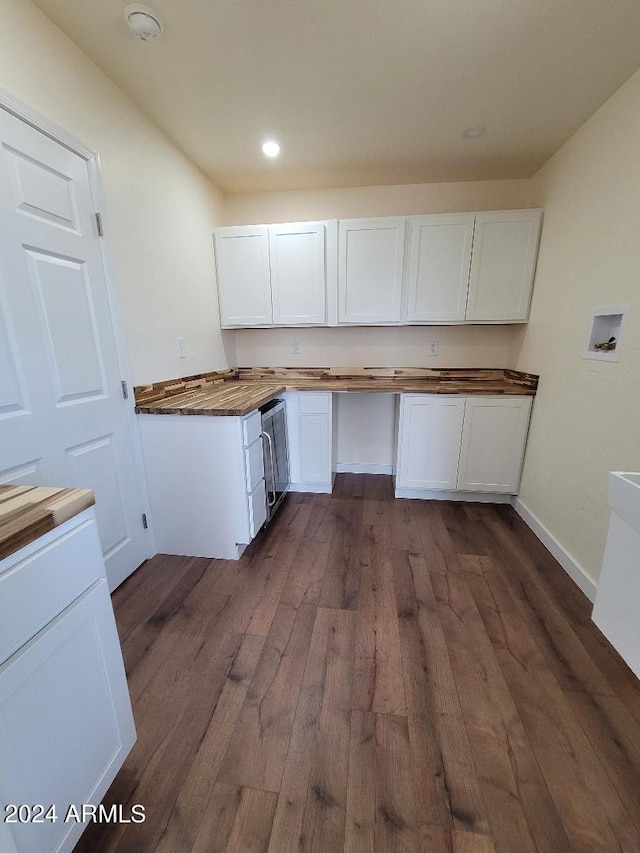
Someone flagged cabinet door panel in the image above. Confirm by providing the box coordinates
[406,214,474,322]
[269,223,326,325]
[248,479,267,537]
[338,218,406,324]
[214,226,272,327]
[466,210,542,322]
[396,395,465,490]
[457,396,532,493]
[244,437,265,493]
[299,414,331,483]
[0,579,135,853]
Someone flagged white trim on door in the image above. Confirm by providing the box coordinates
[0,86,156,559]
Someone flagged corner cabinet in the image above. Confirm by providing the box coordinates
[338,218,406,324]
[214,222,328,328]
[395,394,533,499]
[138,410,267,559]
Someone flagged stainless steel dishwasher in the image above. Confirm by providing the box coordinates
[260,399,290,522]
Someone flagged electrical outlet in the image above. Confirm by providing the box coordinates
[291,338,301,355]
[428,341,439,357]
[176,337,186,358]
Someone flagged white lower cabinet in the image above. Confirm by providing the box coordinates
[457,397,533,493]
[396,396,465,489]
[395,394,532,499]
[285,392,334,493]
[138,410,267,559]
[0,509,136,853]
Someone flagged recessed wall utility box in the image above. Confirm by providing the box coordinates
[584,305,629,363]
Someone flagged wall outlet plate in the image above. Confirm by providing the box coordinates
[176,337,186,358]
[428,341,439,357]
[291,338,301,355]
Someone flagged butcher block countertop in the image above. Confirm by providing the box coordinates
[134,367,539,417]
[0,485,95,562]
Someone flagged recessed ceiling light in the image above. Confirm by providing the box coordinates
[462,126,487,140]
[262,141,281,158]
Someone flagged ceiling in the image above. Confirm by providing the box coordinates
[31,0,640,193]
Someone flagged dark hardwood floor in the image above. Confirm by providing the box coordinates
[75,474,640,852]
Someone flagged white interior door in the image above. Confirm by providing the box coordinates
[0,106,148,590]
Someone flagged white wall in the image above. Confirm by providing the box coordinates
[234,324,521,369]
[514,67,640,586]
[0,0,229,385]
[223,179,534,224]
[335,394,397,472]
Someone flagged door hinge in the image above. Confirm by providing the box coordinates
[142,513,148,530]
[95,212,104,237]
[121,380,129,399]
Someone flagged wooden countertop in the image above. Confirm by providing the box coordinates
[0,485,95,562]
[135,367,539,416]
[136,382,286,417]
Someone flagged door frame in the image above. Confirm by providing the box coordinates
[0,86,156,561]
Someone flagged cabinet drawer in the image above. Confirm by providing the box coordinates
[299,393,330,415]
[0,516,104,665]
[242,410,262,447]
[245,437,265,493]
[248,480,267,538]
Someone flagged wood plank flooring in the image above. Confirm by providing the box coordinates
[75,474,640,853]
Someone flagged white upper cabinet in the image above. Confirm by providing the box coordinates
[215,222,327,328]
[405,214,475,322]
[338,218,406,324]
[269,222,326,325]
[214,226,272,327]
[215,210,542,328]
[466,210,543,322]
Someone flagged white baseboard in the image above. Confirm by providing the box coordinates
[334,463,394,475]
[395,488,512,503]
[511,497,597,602]
[289,482,333,494]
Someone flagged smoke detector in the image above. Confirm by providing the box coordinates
[124,5,163,41]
